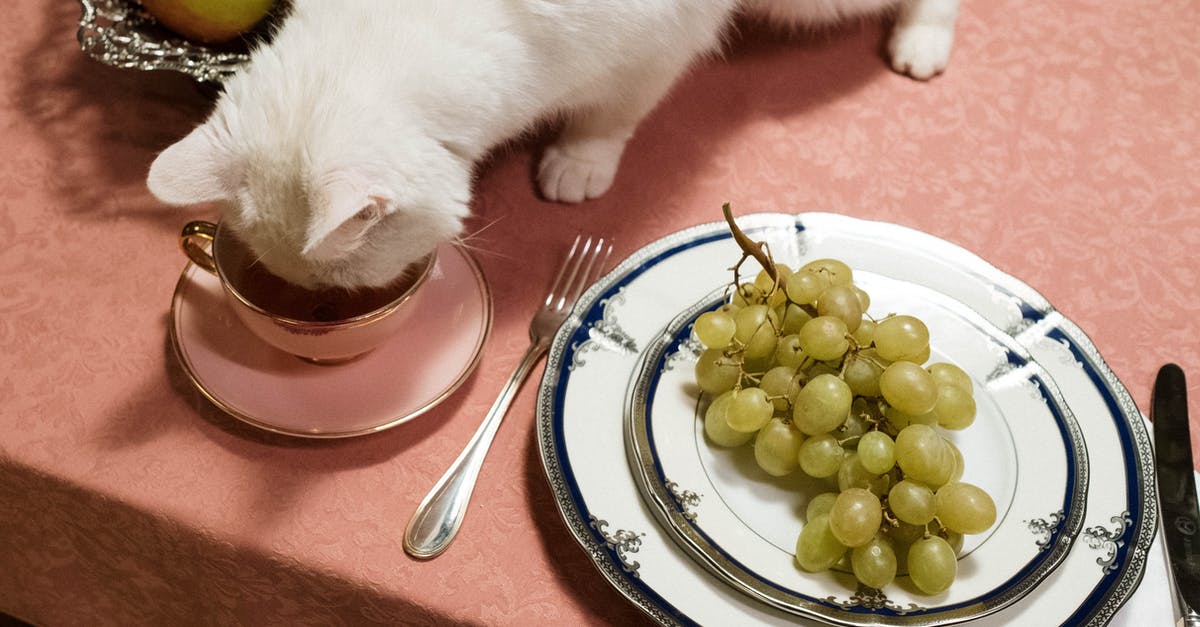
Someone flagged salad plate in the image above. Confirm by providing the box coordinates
[535,212,1155,625]
[625,279,1087,625]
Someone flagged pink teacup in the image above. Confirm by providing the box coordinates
[180,220,435,364]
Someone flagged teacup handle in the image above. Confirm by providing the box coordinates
[180,221,218,275]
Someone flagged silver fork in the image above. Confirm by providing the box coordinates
[404,235,612,559]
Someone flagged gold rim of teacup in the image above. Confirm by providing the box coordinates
[179,220,437,331]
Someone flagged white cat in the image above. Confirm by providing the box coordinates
[148,0,958,290]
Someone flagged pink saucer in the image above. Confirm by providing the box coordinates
[169,243,492,438]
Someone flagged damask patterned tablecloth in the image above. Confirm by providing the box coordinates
[1,1,1197,625]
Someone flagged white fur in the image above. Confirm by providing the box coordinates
[148,0,958,289]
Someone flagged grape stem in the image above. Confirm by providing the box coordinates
[722,203,777,283]
[856,352,891,371]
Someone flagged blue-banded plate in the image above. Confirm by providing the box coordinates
[535,212,1156,626]
[625,276,1087,626]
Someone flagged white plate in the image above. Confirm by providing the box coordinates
[536,213,1155,626]
[626,278,1087,625]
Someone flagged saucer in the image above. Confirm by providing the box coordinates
[169,243,492,438]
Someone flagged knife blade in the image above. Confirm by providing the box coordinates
[1153,363,1200,625]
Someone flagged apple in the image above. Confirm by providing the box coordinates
[139,0,277,44]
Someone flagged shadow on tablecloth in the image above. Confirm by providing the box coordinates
[13,2,214,226]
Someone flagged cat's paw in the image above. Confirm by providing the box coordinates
[537,138,624,203]
[888,24,954,81]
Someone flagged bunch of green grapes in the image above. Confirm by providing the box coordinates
[694,256,996,595]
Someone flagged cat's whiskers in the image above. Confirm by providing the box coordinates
[248,243,280,269]
[451,217,511,260]
[463,216,503,239]
[453,241,506,260]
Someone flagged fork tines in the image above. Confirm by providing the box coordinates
[546,235,613,311]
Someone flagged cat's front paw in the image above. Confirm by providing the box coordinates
[888,24,954,80]
[537,138,624,203]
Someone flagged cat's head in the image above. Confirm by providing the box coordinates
[147,104,471,290]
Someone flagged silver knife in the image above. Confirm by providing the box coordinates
[1153,363,1200,627]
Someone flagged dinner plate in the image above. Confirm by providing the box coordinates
[536,212,1155,626]
[169,242,492,438]
[625,280,1087,626]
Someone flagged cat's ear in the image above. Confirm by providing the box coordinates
[302,172,395,261]
[146,123,231,205]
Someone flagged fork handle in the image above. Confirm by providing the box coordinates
[403,339,549,559]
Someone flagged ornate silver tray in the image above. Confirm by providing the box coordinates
[76,0,257,83]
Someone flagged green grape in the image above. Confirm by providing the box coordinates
[759,366,796,413]
[798,316,850,361]
[911,344,931,365]
[852,285,871,312]
[754,264,793,294]
[746,321,780,355]
[946,439,964,482]
[774,334,806,369]
[807,362,840,379]
[944,530,965,554]
[806,492,839,522]
[928,362,973,393]
[795,514,847,572]
[704,391,754,447]
[888,479,936,525]
[907,536,957,594]
[858,431,897,475]
[838,452,890,495]
[852,533,898,589]
[829,488,883,548]
[743,325,779,364]
[695,348,740,394]
[767,285,789,309]
[733,305,780,369]
[816,284,863,333]
[874,315,930,363]
[801,258,853,286]
[894,425,954,488]
[694,310,736,349]
[890,531,920,574]
[880,361,939,416]
[932,383,977,430]
[885,405,938,430]
[725,387,773,432]
[780,304,814,335]
[839,403,869,439]
[754,418,804,476]
[842,355,882,398]
[785,271,828,305]
[935,482,997,534]
[852,319,877,348]
[792,374,852,435]
[732,283,763,308]
[733,304,774,345]
[889,520,926,545]
[798,433,844,478]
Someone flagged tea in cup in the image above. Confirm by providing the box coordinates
[180,220,434,364]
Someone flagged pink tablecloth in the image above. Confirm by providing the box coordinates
[2,1,1198,625]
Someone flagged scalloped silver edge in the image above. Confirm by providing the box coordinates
[76,0,250,84]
